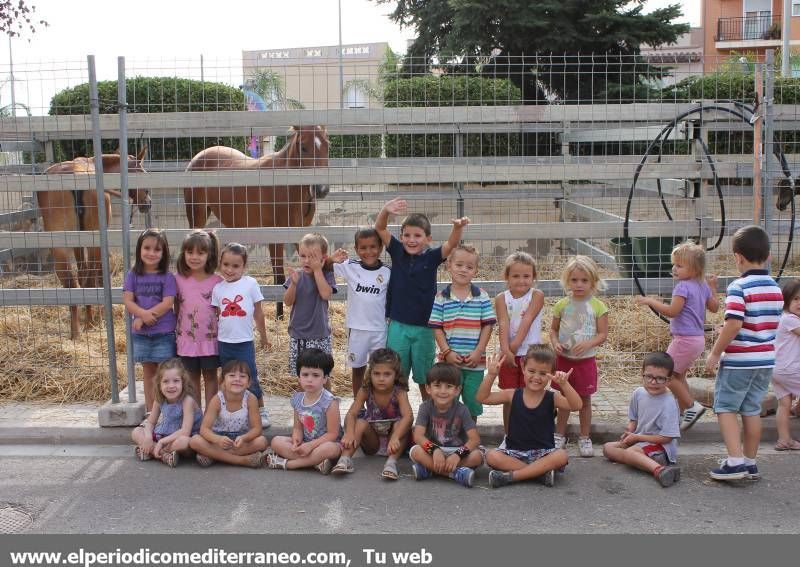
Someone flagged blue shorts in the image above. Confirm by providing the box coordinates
[495,446,557,464]
[714,366,772,416]
[213,430,247,441]
[218,340,262,400]
[131,332,176,364]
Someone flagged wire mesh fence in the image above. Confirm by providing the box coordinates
[0,52,797,402]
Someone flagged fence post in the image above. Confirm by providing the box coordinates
[454,130,465,219]
[763,50,775,239]
[118,56,136,403]
[88,55,121,404]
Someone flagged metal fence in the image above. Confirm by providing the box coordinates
[0,52,797,402]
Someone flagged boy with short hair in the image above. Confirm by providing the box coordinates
[375,198,470,399]
[429,245,496,421]
[409,362,483,488]
[705,225,783,481]
[330,228,392,396]
[284,232,337,376]
[478,345,581,489]
[602,352,682,487]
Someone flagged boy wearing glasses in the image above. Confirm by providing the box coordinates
[602,352,681,487]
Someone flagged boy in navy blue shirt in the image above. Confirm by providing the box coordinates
[375,198,469,399]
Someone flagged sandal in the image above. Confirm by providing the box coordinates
[381,460,399,481]
[248,451,266,469]
[195,454,214,467]
[774,439,800,451]
[265,453,288,470]
[134,446,152,462]
[316,458,334,475]
[331,456,354,475]
[161,450,179,468]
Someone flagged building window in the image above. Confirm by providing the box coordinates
[343,84,368,109]
[793,0,800,16]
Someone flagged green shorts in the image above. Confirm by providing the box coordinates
[459,368,484,418]
[387,320,436,385]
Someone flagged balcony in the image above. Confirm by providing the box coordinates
[716,14,782,42]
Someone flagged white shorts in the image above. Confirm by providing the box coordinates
[347,327,387,368]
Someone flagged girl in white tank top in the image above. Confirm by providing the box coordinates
[495,253,545,431]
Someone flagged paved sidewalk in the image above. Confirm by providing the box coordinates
[0,377,765,447]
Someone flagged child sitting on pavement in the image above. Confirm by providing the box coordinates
[331,348,413,480]
[408,362,483,488]
[267,348,342,474]
[602,352,682,487]
[477,345,581,488]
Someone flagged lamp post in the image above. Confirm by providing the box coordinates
[338,0,344,108]
[782,0,791,76]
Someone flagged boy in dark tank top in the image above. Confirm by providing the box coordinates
[477,345,582,488]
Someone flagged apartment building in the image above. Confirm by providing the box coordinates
[703,0,800,71]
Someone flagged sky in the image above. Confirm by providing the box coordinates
[0,0,700,115]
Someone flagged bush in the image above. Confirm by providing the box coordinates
[49,77,247,162]
[382,75,529,157]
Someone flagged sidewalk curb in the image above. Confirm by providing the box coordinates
[0,419,786,447]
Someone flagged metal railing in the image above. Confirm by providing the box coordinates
[716,14,782,41]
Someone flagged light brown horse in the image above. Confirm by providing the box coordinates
[39,147,151,340]
[183,125,330,316]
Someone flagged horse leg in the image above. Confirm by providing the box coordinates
[53,247,81,340]
[81,246,103,330]
[269,243,286,319]
[184,187,209,228]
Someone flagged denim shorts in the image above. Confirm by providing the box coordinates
[714,366,772,416]
[131,332,176,364]
[495,446,558,464]
[218,340,262,399]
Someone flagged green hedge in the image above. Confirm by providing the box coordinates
[273,134,383,159]
[382,75,526,157]
[49,77,247,162]
[664,74,800,155]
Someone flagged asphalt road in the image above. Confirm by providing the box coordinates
[1,444,799,534]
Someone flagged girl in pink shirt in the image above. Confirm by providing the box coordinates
[175,230,223,408]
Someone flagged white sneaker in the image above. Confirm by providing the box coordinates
[259,406,271,429]
[679,401,706,431]
[553,433,567,450]
[578,436,594,457]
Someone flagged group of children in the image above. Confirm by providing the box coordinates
[128,197,795,486]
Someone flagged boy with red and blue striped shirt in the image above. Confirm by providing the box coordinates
[705,225,783,481]
[429,245,496,421]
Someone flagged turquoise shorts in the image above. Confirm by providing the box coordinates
[387,320,436,385]
[459,368,484,417]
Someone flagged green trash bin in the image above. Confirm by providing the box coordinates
[631,236,681,278]
[611,236,680,278]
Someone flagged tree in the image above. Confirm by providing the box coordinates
[245,69,304,111]
[0,0,46,37]
[372,0,689,103]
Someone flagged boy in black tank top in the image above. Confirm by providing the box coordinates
[477,345,582,487]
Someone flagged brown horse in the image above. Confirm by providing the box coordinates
[183,125,330,316]
[39,147,151,340]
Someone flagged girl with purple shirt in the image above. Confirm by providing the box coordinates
[635,241,719,430]
[123,228,178,411]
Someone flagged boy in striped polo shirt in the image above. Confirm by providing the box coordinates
[429,245,497,420]
[705,225,783,481]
